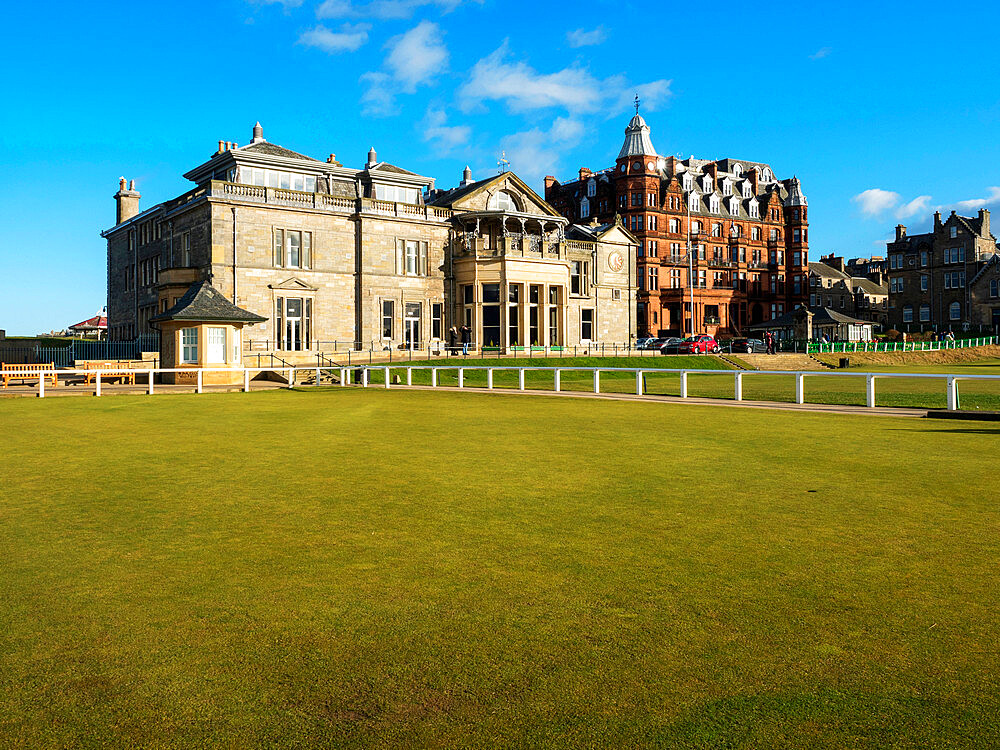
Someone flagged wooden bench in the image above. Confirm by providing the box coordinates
[81,361,136,385]
[1,363,57,387]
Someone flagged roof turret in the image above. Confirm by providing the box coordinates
[618,113,657,160]
[785,176,808,207]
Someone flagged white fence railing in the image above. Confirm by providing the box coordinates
[5,365,1000,412]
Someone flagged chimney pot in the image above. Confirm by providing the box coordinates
[368,147,377,167]
[218,140,225,154]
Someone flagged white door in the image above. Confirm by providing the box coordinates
[207,327,226,363]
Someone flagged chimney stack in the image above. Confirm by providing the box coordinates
[544,175,558,195]
[218,140,225,154]
[367,147,377,168]
[895,224,906,241]
[578,167,592,181]
[115,177,141,225]
[979,208,990,238]
[460,165,473,187]
[934,211,943,230]
[251,122,264,143]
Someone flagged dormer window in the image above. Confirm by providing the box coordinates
[732,163,743,178]
[702,175,713,193]
[688,192,699,211]
[580,197,590,217]
[730,197,740,215]
[721,178,732,196]
[761,167,773,183]
[586,178,596,197]
[710,196,720,213]
[682,174,693,191]
[742,182,752,199]
[748,200,759,219]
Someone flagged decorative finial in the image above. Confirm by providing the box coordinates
[634,93,640,114]
[497,150,510,174]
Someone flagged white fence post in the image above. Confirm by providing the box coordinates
[362,368,369,388]
[458,368,464,388]
[487,369,493,389]
[635,371,643,396]
[244,368,250,392]
[593,369,601,394]
[734,372,742,401]
[197,370,203,394]
[679,371,688,399]
[38,372,44,398]
[384,366,391,389]
[315,366,321,387]
[554,369,561,392]
[866,374,876,408]
[518,369,525,391]
[796,373,805,404]
[95,372,101,397]
[287,368,294,389]
[947,376,957,411]
[148,371,154,395]
[406,368,412,387]
[431,368,438,387]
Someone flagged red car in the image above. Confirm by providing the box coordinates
[677,335,720,354]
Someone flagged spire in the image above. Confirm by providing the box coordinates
[784,176,808,207]
[618,110,657,160]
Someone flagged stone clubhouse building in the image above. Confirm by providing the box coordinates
[102,123,638,360]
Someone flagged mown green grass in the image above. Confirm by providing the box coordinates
[1,389,999,747]
[370,357,1000,411]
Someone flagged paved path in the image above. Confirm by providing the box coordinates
[363,383,928,418]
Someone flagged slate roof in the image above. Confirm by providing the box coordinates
[239,141,319,162]
[150,281,267,324]
[618,113,657,159]
[370,162,418,176]
[851,277,888,296]
[969,253,1000,285]
[809,261,850,280]
[748,306,874,330]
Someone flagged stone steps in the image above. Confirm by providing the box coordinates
[738,353,834,371]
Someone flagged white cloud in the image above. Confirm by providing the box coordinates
[297,23,371,53]
[317,0,478,19]
[422,108,471,151]
[360,21,447,116]
[952,186,1000,212]
[895,195,932,219]
[500,117,584,183]
[459,42,671,117]
[360,71,396,116]
[567,27,607,48]
[810,47,832,60]
[853,188,899,217]
[386,20,447,91]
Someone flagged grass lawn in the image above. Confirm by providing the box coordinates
[372,356,1000,412]
[2,390,999,747]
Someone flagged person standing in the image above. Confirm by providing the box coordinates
[447,326,459,356]
[460,323,471,356]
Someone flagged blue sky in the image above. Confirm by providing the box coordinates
[1,0,998,334]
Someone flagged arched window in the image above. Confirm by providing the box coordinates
[731,224,742,238]
[580,197,590,217]
[751,226,761,240]
[691,220,702,234]
[488,190,518,211]
[950,301,961,320]
[761,167,773,183]
[669,218,680,233]
[732,163,743,177]
[712,222,722,237]
[586,178,596,197]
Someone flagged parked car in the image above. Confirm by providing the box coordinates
[635,337,657,350]
[676,335,720,354]
[725,338,767,354]
[656,337,685,354]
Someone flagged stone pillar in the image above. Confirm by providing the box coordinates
[793,307,814,341]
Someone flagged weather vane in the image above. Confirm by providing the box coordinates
[634,93,640,114]
[497,150,510,174]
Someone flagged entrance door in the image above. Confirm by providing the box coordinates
[207,326,226,363]
[992,308,1000,333]
[404,303,421,349]
[285,298,303,351]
